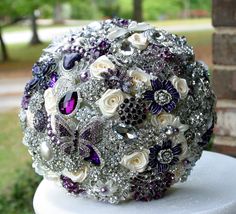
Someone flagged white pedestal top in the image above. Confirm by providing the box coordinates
[33,151,236,214]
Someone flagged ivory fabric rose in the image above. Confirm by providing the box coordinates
[26,110,34,129]
[151,113,189,133]
[90,55,115,79]
[120,150,149,173]
[44,88,57,115]
[127,33,148,50]
[128,68,151,86]
[96,89,125,117]
[62,166,88,183]
[170,76,189,99]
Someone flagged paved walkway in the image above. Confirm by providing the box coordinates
[0,77,28,112]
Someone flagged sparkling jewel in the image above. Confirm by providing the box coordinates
[154,90,172,106]
[63,53,82,70]
[59,91,78,115]
[84,145,101,166]
[113,123,138,139]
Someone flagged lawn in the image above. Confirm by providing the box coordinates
[0,111,30,192]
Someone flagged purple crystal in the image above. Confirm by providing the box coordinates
[21,94,31,110]
[48,72,58,88]
[32,61,52,77]
[98,40,109,49]
[60,175,84,194]
[80,71,90,82]
[59,91,78,115]
[84,145,101,166]
[112,18,130,27]
[25,78,39,92]
[63,53,82,70]
[32,64,41,76]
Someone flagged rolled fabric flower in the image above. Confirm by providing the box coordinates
[90,55,115,79]
[44,88,57,115]
[128,33,149,50]
[62,166,88,183]
[128,67,151,86]
[120,150,150,173]
[96,89,126,117]
[170,75,189,99]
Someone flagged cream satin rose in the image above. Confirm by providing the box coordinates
[44,88,57,115]
[96,89,125,117]
[120,150,149,173]
[170,76,189,99]
[26,110,34,129]
[128,68,151,86]
[62,166,88,183]
[151,113,189,133]
[90,55,115,79]
[127,33,148,50]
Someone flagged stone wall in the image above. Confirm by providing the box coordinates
[212,0,236,156]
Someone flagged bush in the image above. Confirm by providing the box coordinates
[0,163,42,214]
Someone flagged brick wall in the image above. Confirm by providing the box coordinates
[212,0,236,156]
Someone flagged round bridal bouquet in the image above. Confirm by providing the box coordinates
[19,18,216,204]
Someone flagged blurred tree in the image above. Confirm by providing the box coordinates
[96,0,119,18]
[190,0,211,11]
[70,0,98,19]
[133,0,143,22]
[0,0,24,61]
[13,0,43,45]
[54,0,64,24]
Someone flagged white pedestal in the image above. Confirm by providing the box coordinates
[33,151,236,214]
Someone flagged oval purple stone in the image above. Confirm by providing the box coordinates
[59,91,78,115]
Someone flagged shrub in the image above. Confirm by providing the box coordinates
[0,163,42,214]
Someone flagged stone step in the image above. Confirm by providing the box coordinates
[214,99,236,137]
[213,136,236,157]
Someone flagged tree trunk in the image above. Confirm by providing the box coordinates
[133,0,143,22]
[30,11,41,45]
[54,1,64,24]
[0,27,8,62]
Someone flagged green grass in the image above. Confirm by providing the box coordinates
[0,111,30,191]
[0,42,49,76]
[8,42,49,63]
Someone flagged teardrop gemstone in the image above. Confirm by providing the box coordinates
[63,53,82,70]
[84,145,101,166]
[59,91,78,115]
